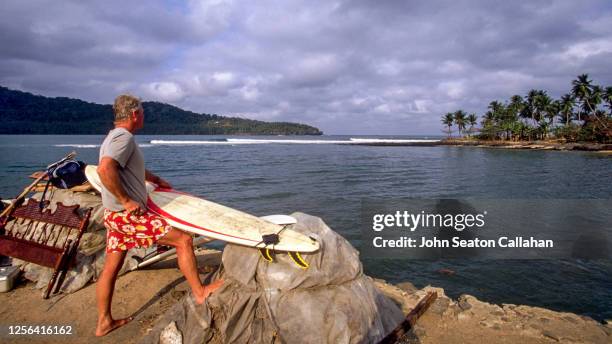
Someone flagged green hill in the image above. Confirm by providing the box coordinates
[0,86,323,135]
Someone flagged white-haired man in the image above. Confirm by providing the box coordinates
[95,94,223,336]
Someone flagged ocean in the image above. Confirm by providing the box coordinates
[0,134,610,321]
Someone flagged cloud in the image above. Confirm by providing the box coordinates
[144,82,185,102]
[1,0,612,134]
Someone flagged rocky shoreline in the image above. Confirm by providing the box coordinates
[438,139,612,152]
[348,138,612,151]
[375,279,612,344]
[1,249,610,343]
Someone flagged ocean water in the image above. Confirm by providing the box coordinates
[1,135,611,321]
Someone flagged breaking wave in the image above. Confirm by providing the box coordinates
[348,138,440,143]
[54,144,153,148]
[150,138,440,146]
[54,144,100,148]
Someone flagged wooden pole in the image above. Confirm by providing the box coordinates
[378,291,438,344]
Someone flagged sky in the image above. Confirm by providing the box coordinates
[1,0,612,135]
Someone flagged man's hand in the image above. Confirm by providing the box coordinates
[145,169,172,189]
[98,157,140,213]
[156,177,172,189]
[123,198,145,215]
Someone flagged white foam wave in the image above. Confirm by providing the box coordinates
[54,144,100,148]
[226,139,351,144]
[55,143,153,148]
[349,138,440,143]
[150,138,440,146]
[151,139,350,145]
[151,140,247,145]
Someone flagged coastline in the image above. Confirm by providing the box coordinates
[439,139,612,152]
[350,138,612,152]
[1,250,609,344]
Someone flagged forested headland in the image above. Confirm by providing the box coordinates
[0,86,322,135]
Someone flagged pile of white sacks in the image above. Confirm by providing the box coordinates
[141,212,403,344]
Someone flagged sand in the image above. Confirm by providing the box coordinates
[0,249,221,344]
[1,250,610,344]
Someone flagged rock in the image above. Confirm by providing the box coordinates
[541,330,560,342]
[143,213,405,344]
[562,315,579,322]
[436,268,455,276]
[457,295,472,311]
[412,325,426,337]
[429,297,450,316]
[491,309,505,317]
[479,320,502,330]
[396,281,417,293]
[159,321,182,344]
[170,290,186,300]
[457,312,472,321]
[537,317,550,323]
[519,328,540,337]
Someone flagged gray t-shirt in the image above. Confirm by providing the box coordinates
[99,127,147,211]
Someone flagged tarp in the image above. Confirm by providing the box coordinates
[142,212,403,344]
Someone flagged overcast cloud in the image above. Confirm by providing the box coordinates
[1,0,612,134]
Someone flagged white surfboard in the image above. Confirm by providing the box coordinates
[85,165,318,252]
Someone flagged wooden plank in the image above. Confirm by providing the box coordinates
[29,171,49,180]
[378,291,438,344]
[0,235,63,268]
[32,183,93,193]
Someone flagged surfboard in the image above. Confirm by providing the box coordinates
[85,165,319,253]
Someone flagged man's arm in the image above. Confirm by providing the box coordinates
[145,169,160,184]
[98,157,143,214]
[145,169,172,188]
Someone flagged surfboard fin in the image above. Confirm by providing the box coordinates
[289,251,309,269]
[259,248,274,262]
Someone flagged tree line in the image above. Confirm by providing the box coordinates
[442,74,612,143]
[0,86,323,135]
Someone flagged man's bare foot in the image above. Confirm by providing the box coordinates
[193,279,224,304]
[95,316,133,337]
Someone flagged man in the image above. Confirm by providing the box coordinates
[95,94,223,337]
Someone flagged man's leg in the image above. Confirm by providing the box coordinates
[95,250,132,337]
[157,228,223,304]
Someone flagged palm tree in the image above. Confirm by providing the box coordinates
[454,110,467,137]
[505,95,524,140]
[590,85,603,115]
[544,100,561,139]
[487,100,505,123]
[482,111,495,125]
[508,95,523,120]
[604,86,612,115]
[571,74,593,120]
[558,94,575,125]
[467,113,478,137]
[526,90,538,121]
[442,113,454,138]
[533,91,550,124]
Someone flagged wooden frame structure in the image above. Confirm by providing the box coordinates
[0,199,91,298]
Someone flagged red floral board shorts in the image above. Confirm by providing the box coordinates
[103,209,172,253]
